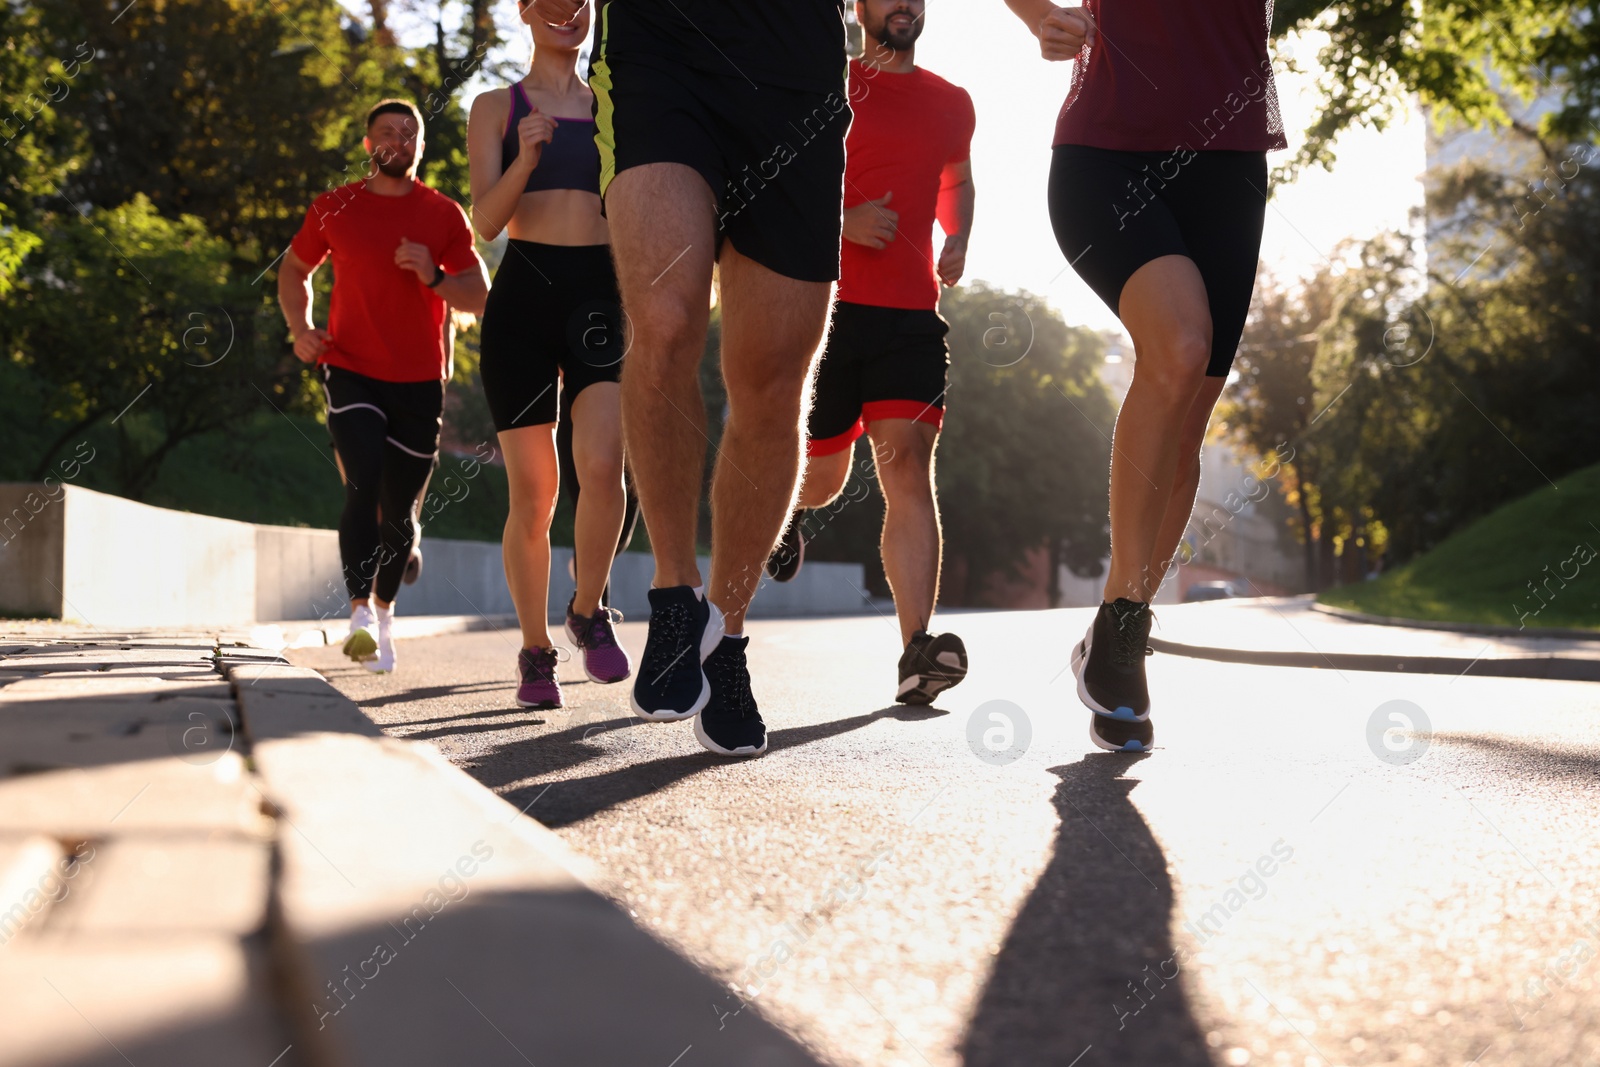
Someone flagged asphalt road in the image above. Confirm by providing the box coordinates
[292,608,1600,1067]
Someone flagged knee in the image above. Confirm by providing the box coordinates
[624,302,704,383]
[875,445,935,499]
[575,449,624,494]
[1135,332,1212,400]
[726,359,811,418]
[507,480,559,527]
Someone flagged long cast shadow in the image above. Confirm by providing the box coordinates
[488,705,946,829]
[961,753,1214,1066]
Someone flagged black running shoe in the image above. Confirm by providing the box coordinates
[764,512,805,583]
[630,586,724,722]
[695,636,767,757]
[896,630,968,705]
[1089,713,1154,753]
[1071,599,1155,752]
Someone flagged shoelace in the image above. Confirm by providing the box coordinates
[705,648,756,720]
[579,607,624,650]
[519,646,560,681]
[1110,607,1153,670]
[641,603,691,676]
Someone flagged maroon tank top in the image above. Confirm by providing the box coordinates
[1052,0,1287,153]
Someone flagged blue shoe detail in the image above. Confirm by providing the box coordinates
[1103,706,1141,723]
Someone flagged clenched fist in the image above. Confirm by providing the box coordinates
[1037,5,1095,61]
[293,327,332,364]
[513,109,558,171]
[394,237,437,284]
[844,192,898,250]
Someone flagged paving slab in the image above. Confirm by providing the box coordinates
[0,757,269,837]
[237,672,826,1067]
[45,836,271,937]
[0,937,296,1067]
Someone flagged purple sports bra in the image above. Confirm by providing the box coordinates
[499,81,601,195]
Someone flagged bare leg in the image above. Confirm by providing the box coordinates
[606,163,718,592]
[499,424,560,650]
[1104,255,1214,603]
[797,447,853,509]
[868,420,941,646]
[1143,376,1228,595]
[568,381,626,617]
[709,243,834,633]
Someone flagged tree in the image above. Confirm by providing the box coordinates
[8,196,290,498]
[1272,1,1600,174]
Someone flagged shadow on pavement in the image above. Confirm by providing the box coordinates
[487,704,945,829]
[960,753,1215,1067]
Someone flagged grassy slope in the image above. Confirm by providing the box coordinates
[1320,462,1600,630]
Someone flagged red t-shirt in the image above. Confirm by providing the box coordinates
[1053,0,1287,153]
[290,180,478,382]
[838,60,975,311]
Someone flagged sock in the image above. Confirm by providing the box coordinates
[693,584,706,600]
[374,603,394,626]
[725,630,744,640]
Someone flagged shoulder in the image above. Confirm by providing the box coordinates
[305,182,362,215]
[921,68,973,111]
[417,184,473,228]
[469,86,512,122]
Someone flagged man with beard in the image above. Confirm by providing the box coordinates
[531,0,849,757]
[765,0,976,707]
[279,99,489,674]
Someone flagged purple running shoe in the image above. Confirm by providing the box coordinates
[565,595,632,684]
[516,646,562,709]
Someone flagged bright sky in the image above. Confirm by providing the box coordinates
[349,2,1427,337]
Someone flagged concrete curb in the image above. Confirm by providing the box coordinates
[219,654,824,1066]
[1311,601,1600,642]
[248,615,517,651]
[1148,636,1600,682]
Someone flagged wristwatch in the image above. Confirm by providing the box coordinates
[425,263,445,288]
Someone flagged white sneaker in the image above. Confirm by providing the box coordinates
[363,604,395,673]
[342,605,378,662]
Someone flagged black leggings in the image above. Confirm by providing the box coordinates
[1048,145,1268,377]
[322,365,444,604]
[556,385,640,606]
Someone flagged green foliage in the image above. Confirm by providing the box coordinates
[6,194,299,497]
[1319,462,1600,630]
[1273,0,1600,174]
[1228,151,1600,591]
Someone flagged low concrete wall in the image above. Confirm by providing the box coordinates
[2,484,869,627]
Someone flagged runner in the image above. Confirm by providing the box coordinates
[1003,0,1285,751]
[765,0,975,706]
[467,0,633,710]
[279,98,489,674]
[532,0,849,757]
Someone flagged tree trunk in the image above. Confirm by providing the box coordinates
[368,0,395,46]
[1297,490,1316,593]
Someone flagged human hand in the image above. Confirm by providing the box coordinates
[529,0,585,25]
[293,327,332,364]
[937,234,967,287]
[843,192,898,249]
[394,237,436,284]
[1037,5,1095,61]
[514,109,557,171]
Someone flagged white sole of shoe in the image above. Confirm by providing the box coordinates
[1072,623,1151,723]
[629,602,726,722]
[693,712,768,757]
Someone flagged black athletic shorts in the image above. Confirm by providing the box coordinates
[479,241,624,431]
[807,302,949,457]
[1048,145,1268,377]
[590,25,850,283]
[321,364,444,461]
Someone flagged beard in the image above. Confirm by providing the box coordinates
[373,151,416,179]
[869,12,922,51]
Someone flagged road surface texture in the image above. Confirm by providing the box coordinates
[292,608,1600,1067]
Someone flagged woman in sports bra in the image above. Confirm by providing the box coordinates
[468,0,635,710]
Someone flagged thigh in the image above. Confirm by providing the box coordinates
[717,243,834,397]
[806,304,871,455]
[860,310,950,431]
[1118,255,1214,364]
[1048,145,1190,320]
[481,245,562,429]
[381,380,445,465]
[604,162,718,337]
[1166,152,1269,377]
[322,366,388,484]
